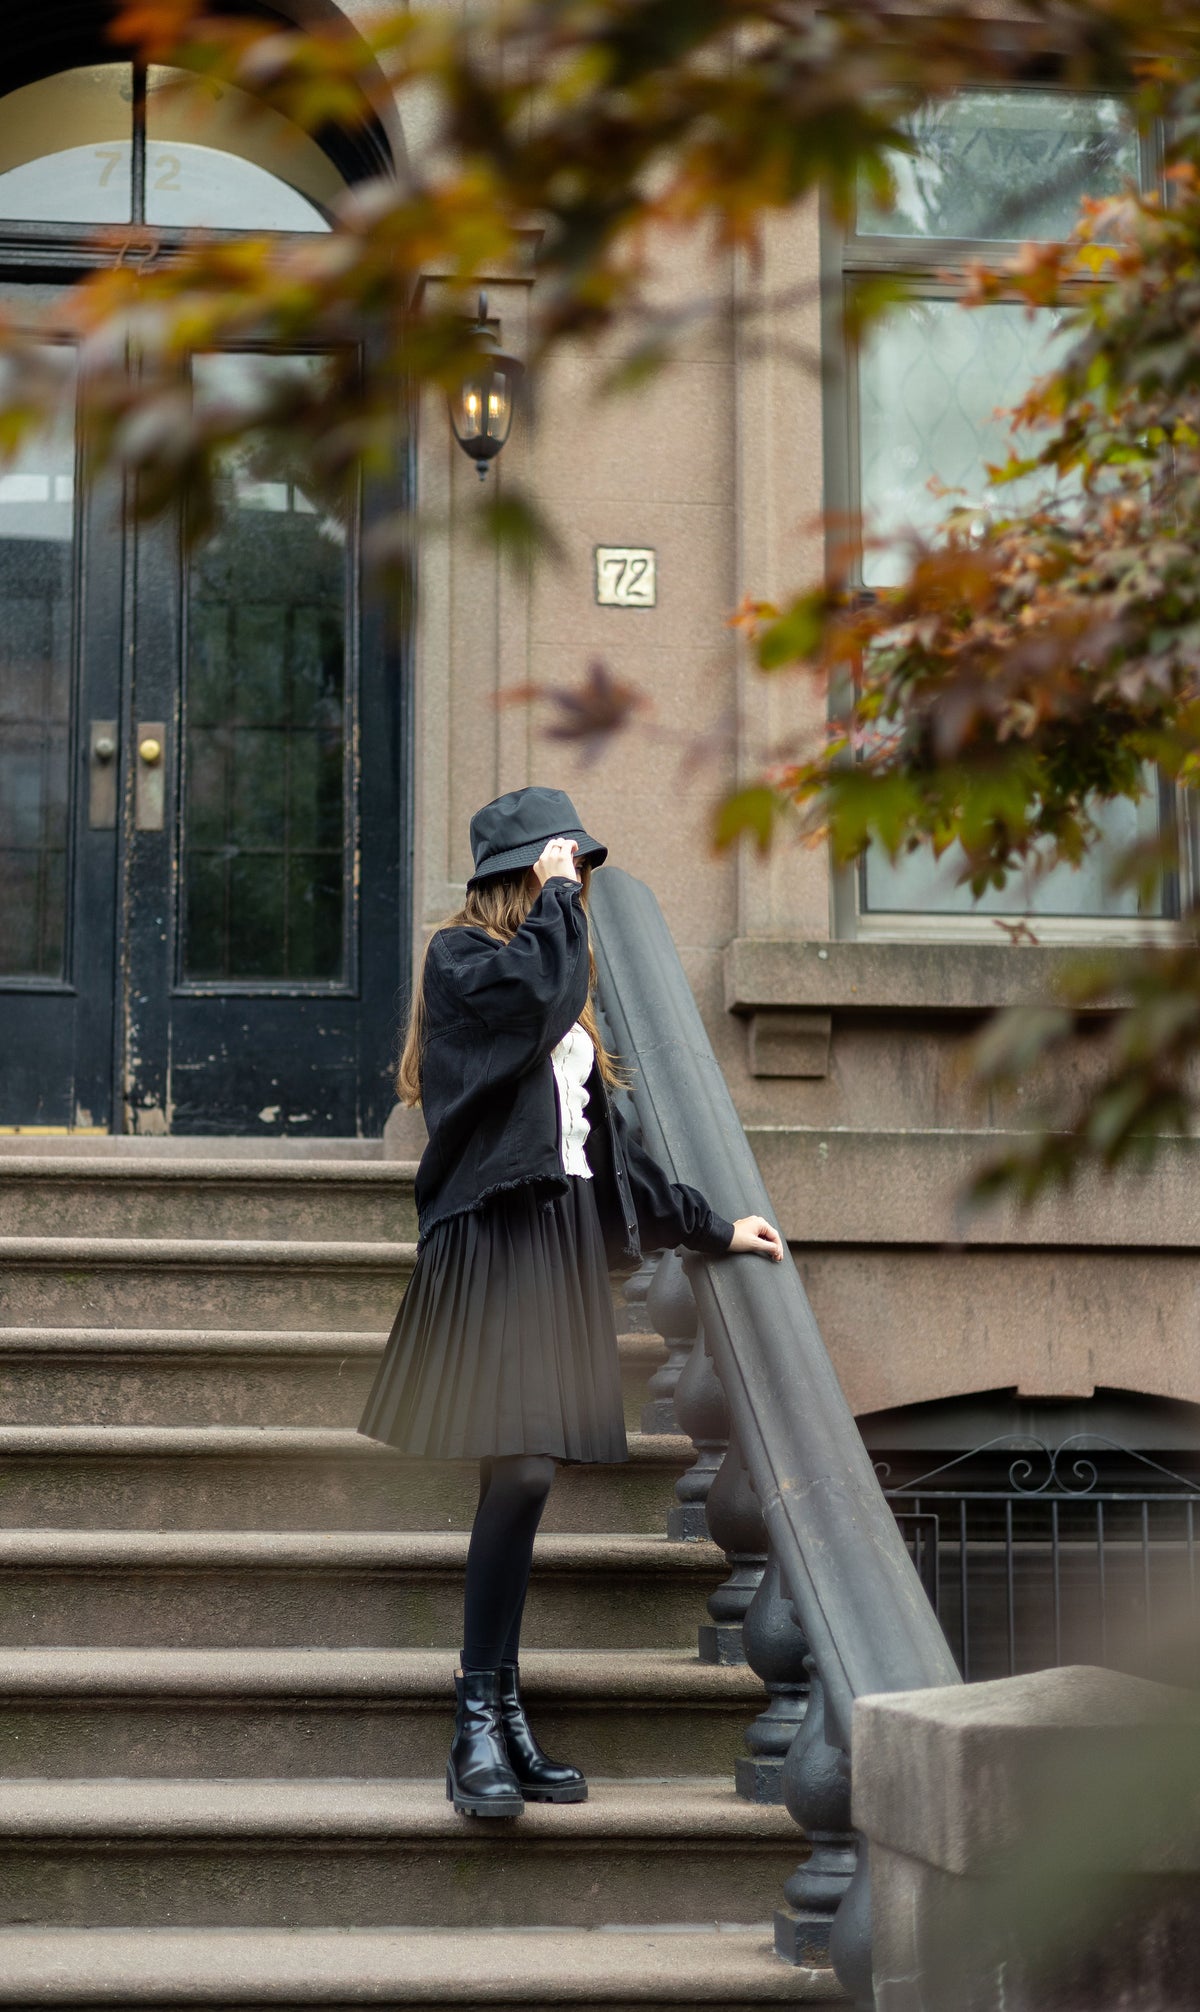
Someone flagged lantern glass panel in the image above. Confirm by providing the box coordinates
[456,377,486,441]
[486,372,511,441]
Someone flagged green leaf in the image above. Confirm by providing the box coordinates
[473,489,564,569]
[712,786,781,854]
[756,592,827,670]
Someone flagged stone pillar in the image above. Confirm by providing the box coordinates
[853,1666,1200,2012]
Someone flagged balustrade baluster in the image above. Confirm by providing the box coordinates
[666,1312,728,1542]
[697,1429,765,1665]
[736,1547,809,1801]
[641,1250,696,1433]
[620,1250,657,1329]
[775,1660,858,1969]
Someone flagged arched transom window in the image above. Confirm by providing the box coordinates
[0,59,345,232]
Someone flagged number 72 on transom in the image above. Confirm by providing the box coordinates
[595,547,656,608]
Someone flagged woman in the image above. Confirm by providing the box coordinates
[358,785,783,1820]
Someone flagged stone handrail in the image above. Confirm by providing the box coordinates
[590,867,961,2005]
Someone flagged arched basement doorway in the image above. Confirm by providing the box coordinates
[0,7,410,1138]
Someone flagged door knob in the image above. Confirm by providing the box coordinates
[135,722,166,831]
[88,720,119,829]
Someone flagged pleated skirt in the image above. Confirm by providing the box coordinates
[357,1174,628,1464]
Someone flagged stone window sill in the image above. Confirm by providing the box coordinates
[724,938,1131,1017]
[723,938,1137,1078]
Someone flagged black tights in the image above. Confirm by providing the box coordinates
[461,1453,556,1672]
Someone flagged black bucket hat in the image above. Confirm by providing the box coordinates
[467,785,608,888]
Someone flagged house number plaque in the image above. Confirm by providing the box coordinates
[595,547,656,608]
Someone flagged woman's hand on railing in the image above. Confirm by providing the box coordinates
[727,1215,785,1261]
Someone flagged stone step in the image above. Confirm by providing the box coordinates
[0,1647,761,1780]
[0,1427,691,1532]
[0,1329,665,1432]
[0,1140,384,1158]
[0,1238,414,1332]
[0,1528,721,1650]
[0,1778,800,1930]
[0,1158,420,1243]
[0,1925,845,2007]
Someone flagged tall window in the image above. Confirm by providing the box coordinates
[827,90,1173,931]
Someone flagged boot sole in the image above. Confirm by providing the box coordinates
[445,1763,524,1819]
[519,1782,588,1803]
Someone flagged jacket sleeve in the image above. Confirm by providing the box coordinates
[611,1094,736,1258]
[431,877,590,1050]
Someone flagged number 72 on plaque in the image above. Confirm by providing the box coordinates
[595,547,656,608]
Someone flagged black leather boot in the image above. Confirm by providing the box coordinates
[446,1669,525,1818]
[497,1661,588,1803]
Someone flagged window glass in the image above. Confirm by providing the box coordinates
[0,351,77,976]
[146,67,338,231]
[844,88,1168,922]
[0,63,340,231]
[862,790,1165,917]
[857,297,1071,589]
[182,354,350,983]
[0,66,133,224]
[856,90,1138,242]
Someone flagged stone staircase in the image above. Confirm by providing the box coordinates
[0,1147,844,2009]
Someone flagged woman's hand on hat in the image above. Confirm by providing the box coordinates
[728,1216,785,1261]
[533,837,580,886]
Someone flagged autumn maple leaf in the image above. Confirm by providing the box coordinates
[110,0,203,60]
[498,660,649,761]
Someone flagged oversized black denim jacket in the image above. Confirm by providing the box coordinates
[414,876,735,1269]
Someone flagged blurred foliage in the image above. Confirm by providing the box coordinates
[8,0,1200,1191]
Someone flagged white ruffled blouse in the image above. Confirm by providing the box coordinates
[550,1020,595,1178]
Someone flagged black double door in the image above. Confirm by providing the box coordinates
[0,297,406,1136]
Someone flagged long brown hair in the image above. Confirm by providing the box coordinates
[396,864,624,1108]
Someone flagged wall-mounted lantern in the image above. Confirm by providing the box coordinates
[447,292,524,481]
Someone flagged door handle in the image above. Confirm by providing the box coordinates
[135,721,167,832]
[88,721,118,830]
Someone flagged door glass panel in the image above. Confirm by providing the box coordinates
[0,350,77,977]
[146,68,339,231]
[0,66,134,224]
[182,354,350,983]
[856,90,1138,243]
